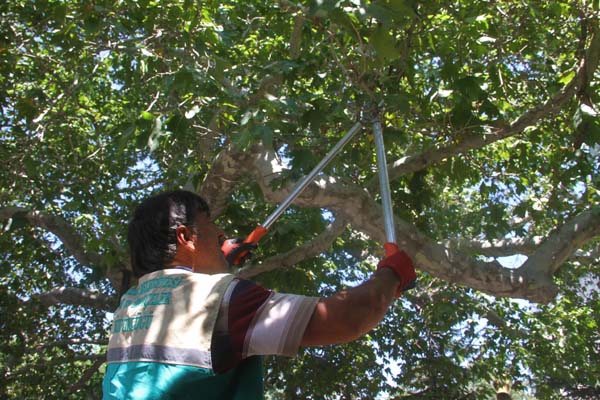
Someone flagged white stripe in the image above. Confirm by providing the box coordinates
[245,293,319,357]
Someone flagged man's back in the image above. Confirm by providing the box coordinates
[102,268,318,399]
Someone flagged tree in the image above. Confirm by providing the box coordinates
[1,0,599,398]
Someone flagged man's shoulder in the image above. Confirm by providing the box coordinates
[127,269,236,300]
[142,269,235,284]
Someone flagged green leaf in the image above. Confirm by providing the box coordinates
[558,70,576,85]
[366,0,416,25]
[328,9,359,40]
[140,111,154,120]
[166,114,189,137]
[382,126,405,148]
[450,101,475,127]
[573,103,599,138]
[385,0,417,17]
[301,106,327,131]
[23,157,37,176]
[16,97,38,121]
[171,69,194,92]
[384,92,411,113]
[371,27,400,65]
[308,0,338,18]
[231,129,255,150]
[453,76,485,102]
[209,56,231,83]
[52,4,68,25]
[585,121,600,145]
[84,17,101,33]
[365,4,392,24]
[252,124,273,147]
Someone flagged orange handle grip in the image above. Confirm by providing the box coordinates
[244,226,268,244]
[226,226,269,266]
[384,242,399,257]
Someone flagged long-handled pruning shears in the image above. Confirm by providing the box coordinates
[223,103,404,266]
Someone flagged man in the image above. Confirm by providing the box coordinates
[102,190,416,399]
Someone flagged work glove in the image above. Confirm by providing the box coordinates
[377,249,417,297]
[221,238,257,267]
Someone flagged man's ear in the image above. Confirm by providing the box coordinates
[174,225,195,249]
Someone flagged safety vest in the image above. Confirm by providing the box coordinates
[102,269,264,399]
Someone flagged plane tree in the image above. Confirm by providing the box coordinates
[1,0,599,398]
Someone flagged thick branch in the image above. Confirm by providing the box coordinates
[518,209,600,277]
[0,207,104,267]
[448,237,545,257]
[197,23,600,301]
[0,207,129,293]
[236,217,347,279]
[449,236,600,266]
[32,287,116,312]
[198,146,258,217]
[68,358,105,394]
[5,354,106,382]
[289,13,304,60]
[215,144,600,303]
[384,27,600,182]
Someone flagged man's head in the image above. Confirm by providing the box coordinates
[128,190,227,278]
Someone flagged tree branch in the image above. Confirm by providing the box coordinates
[448,235,600,266]
[195,22,600,302]
[518,208,600,277]
[198,145,258,217]
[219,144,600,303]
[447,236,546,257]
[383,27,600,182]
[0,207,104,267]
[32,287,116,312]
[68,358,105,394]
[289,13,304,60]
[0,206,129,293]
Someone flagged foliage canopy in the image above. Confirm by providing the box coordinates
[1,0,599,399]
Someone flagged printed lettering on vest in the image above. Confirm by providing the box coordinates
[112,314,154,333]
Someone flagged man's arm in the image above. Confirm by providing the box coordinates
[300,250,415,347]
[300,268,399,346]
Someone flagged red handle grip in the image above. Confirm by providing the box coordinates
[384,242,399,257]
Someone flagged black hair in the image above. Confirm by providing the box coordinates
[127,190,210,278]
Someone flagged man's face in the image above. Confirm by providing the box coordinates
[190,211,228,273]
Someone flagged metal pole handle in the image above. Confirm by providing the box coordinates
[372,117,397,256]
[260,121,363,231]
[226,122,363,266]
